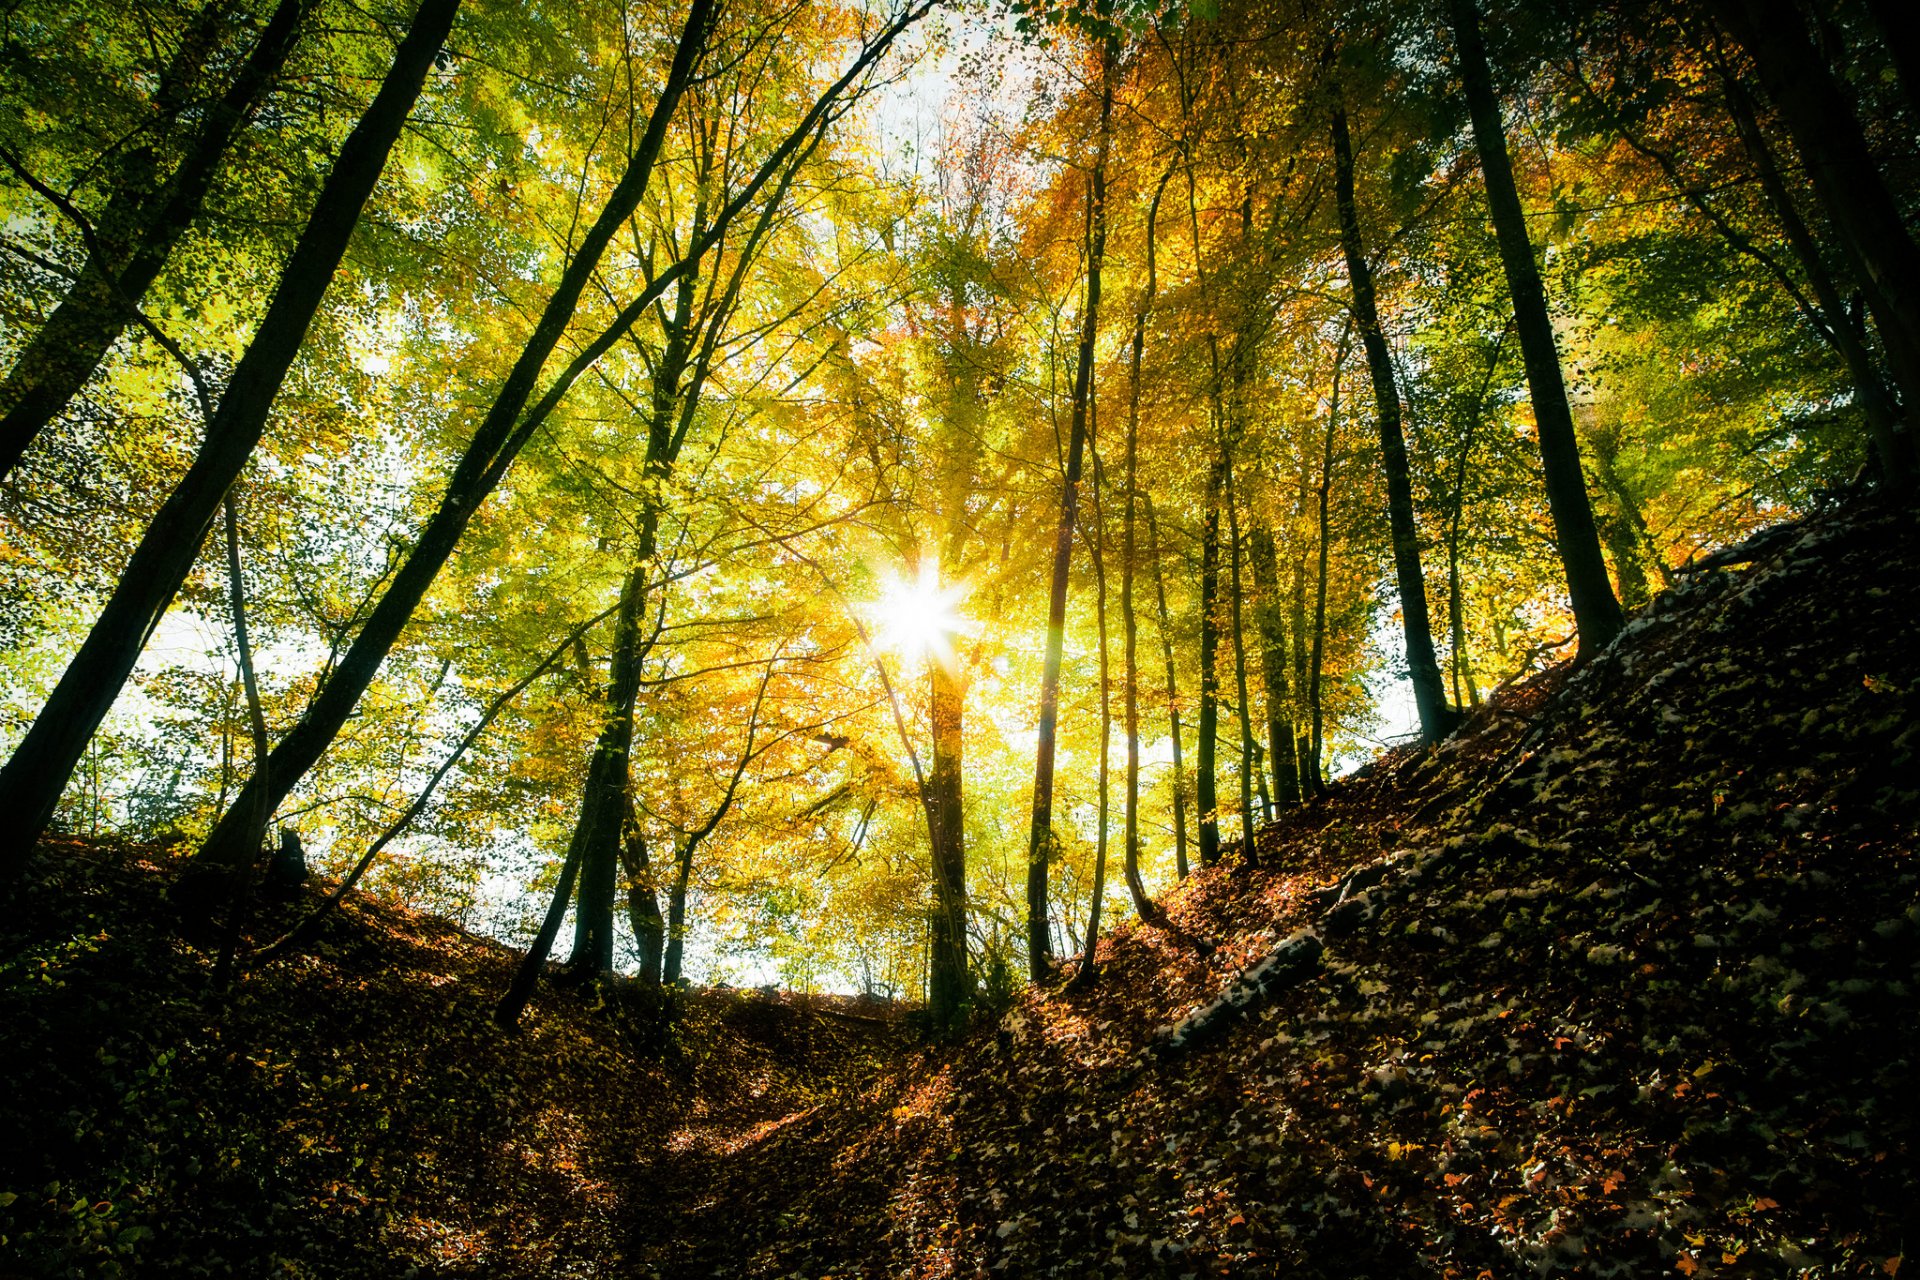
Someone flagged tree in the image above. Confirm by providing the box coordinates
[1328,93,1454,743]
[0,0,462,880]
[1446,0,1626,657]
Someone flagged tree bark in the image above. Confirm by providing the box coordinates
[1248,523,1302,808]
[1308,338,1346,792]
[1121,171,1171,925]
[1329,99,1454,742]
[1709,0,1920,403]
[0,0,461,883]
[1078,429,1112,982]
[1027,39,1112,979]
[1195,455,1223,867]
[1146,499,1190,879]
[1715,64,1916,482]
[1447,0,1625,657]
[0,0,313,480]
[926,647,969,1024]
[1222,451,1258,841]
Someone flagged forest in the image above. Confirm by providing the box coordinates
[0,0,1916,1273]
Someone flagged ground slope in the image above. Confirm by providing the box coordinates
[3,497,1915,1279]
[678,496,1919,1278]
[0,843,908,1278]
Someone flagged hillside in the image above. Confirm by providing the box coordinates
[4,495,1917,1279]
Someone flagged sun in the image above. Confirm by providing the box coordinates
[872,560,967,664]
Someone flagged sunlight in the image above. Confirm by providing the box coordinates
[871,560,967,665]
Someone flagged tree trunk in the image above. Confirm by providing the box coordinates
[1287,559,1314,786]
[1308,339,1346,792]
[0,0,313,481]
[1146,499,1190,879]
[662,838,696,984]
[1079,433,1112,982]
[1710,0,1920,418]
[1223,451,1258,842]
[620,801,665,985]
[1864,0,1920,120]
[0,0,460,884]
[1027,39,1112,979]
[178,0,725,906]
[1716,66,1916,481]
[1195,456,1223,867]
[1329,100,1454,742]
[1248,523,1302,808]
[1448,0,1625,656]
[926,648,969,1026]
[1121,171,1171,925]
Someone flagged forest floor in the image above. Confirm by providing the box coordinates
[3,494,1917,1279]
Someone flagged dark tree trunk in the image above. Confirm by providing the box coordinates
[1711,0,1920,394]
[1078,436,1112,982]
[1287,559,1314,787]
[1447,0,1625,657]
[1027,41,1112,979]
[0,0,313,481]
[1195,456,1223,868]
[1864,0,1920,120]
[927,650,969,1024]
[1222,453,1258,841]
[0,0,460,883]
[1308,341,1345,792]
[1121,171,1171,925]
[564,262,699,979]
[662,839,696,984]
[620,801,665,985]
[1248,523,1302,808]
[179,0,724,906]
[494,823,587,1026]
[1717,66,1916,481]
[1329,100,1454,742]
[1146,499,1190,879]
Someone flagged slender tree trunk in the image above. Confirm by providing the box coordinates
[0,0,313,481]
[1223,452,1257,845]
[495,824,587,1026]
[1079,435,1112,982]
[1329,100,1454,742]
[1447,0,1625,655]
[1308,341,1345,792]
[927,648,968,1026]
[1717,67,1917,480]
[565,265,698,978]
[1146,499,1190,879]
[1195,456,1223,867]
[620,807,665,985]
[1864,0,1920,120]
[1710,0,1920,410]
[662,839,696,984]
[1121,172,1171,925]
[0,0,460,883]
[1287,560,1313,785]
[1248,523,1301,808]
[1027,39,1112,979]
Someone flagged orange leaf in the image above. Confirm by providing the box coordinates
[1675,1255,1698,1277]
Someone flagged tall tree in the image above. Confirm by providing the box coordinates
[181,1,929,911]
[0,0,462,880]
[1247,521,1302,807]
[1328,95,1453,742]
[0,0,313,480]
[1026,38,1112,979]
[1446,0,1625,655]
